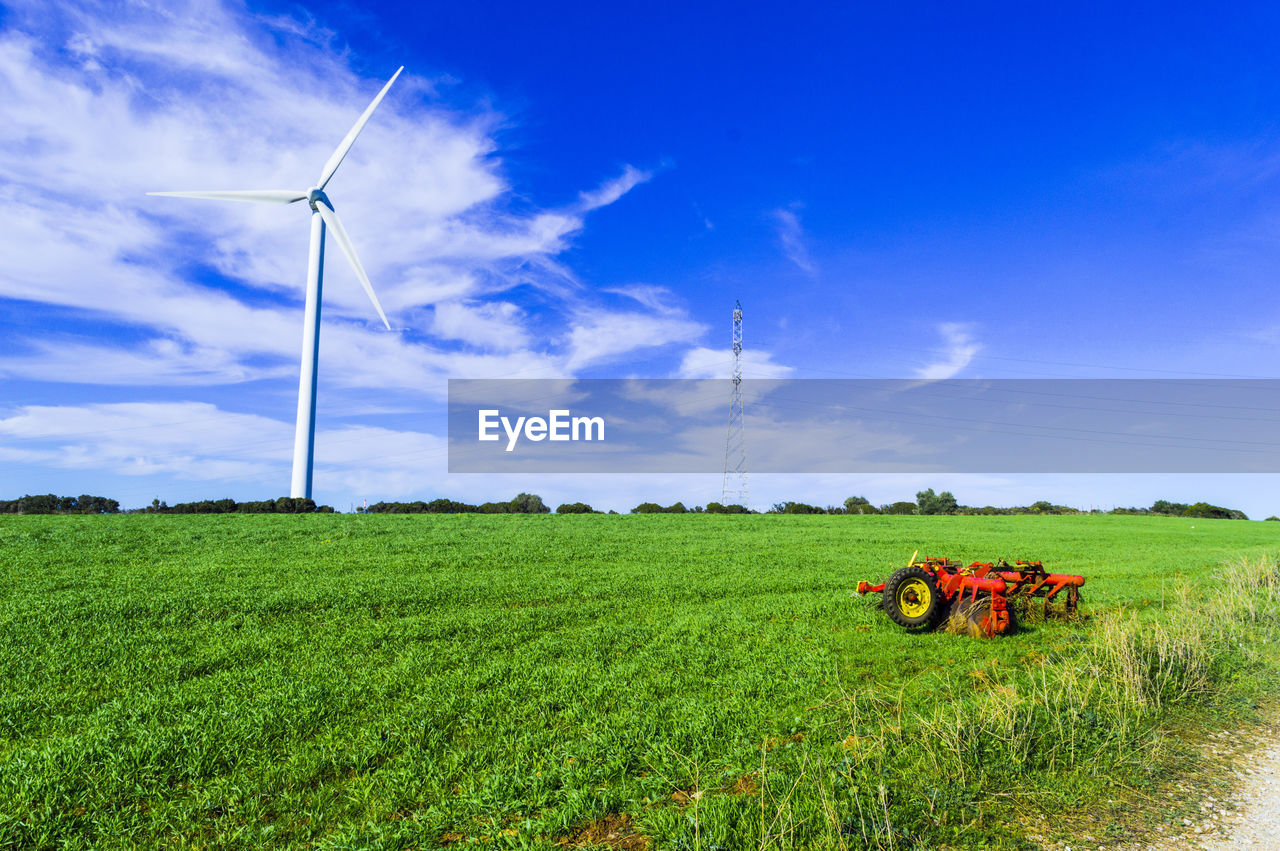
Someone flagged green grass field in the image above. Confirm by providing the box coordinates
[1,514,1278,850]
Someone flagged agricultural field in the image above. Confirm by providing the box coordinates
[1,514,1278,850]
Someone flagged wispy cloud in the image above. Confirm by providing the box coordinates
[577,165,652,212]
[563,311,706,371]
[0,0,668,394]
[0,402,446,493]
[676,346,794,379]
[429,300,530,351]
[0,0,723,500]
[914,322,982,380]
[772,207,815,274]
[602,284,685,315]
[0,403,295,482]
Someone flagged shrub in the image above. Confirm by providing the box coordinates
[630,502,687,514]
[769,501,826,514]
[1183,502,1247,520]
[704,502,751,514]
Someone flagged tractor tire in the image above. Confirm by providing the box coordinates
[947,598,991,638]
[947,597,1019,638]
[881,566,945,630]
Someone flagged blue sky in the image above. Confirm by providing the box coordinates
[3,0,1280,516]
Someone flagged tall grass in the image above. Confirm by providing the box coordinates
[725,555,1280,849]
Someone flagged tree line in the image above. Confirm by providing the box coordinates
[757,490,1250,519]
[0,494,332,514]
[0,494,120,514]
[361,493,551,514]
[0,490,1256,519]
[141,497,334,514]
[367,491,1251,518]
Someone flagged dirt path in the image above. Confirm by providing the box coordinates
[1034,716,1280,851]
[1148,733,1280,851]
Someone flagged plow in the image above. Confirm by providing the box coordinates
[857,551,1086,637]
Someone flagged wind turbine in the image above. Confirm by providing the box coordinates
[149,67,403,500]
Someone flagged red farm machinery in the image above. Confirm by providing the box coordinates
[857,552,1086,637]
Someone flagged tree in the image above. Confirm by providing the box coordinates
[556,502,595,514]
[1183,502,1247,521]
[630,501,687,514]
[916,489,958,515]
[508,493,550,514]
[704,502,750,514]
[844,495,878,515]
[881,501,918,515]
[270,497,317,514]
[20,494,59,513]
[768,502,824,514]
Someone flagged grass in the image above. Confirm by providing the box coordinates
[0,514,1278,849]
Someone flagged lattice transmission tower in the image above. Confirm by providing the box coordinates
[721,300,749,506]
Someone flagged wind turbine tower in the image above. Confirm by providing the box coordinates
[721,300,749,507]
[150,68,403,500]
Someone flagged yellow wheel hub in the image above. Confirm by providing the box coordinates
[896,578,931,618]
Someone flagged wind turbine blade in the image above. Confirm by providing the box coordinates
[314,202,391,329]
[316,66,404,190]
[147,190,309,204]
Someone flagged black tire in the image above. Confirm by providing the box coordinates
[881,566,945,629]
[947,597,1019,637]
[948,598,988,638]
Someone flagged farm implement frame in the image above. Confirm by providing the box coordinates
[857,552,1086,637]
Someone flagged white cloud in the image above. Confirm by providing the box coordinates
[0,0,664,394]
[0,402,294,481]
[664,416,937,474]
[0,0,723,504]
[430,300,530,351]
[914,322,982,380]
[0,338,285,385]
[676,346,795,379]
[0,401,446,491]
[773,207,815,274]
[564,311,706,371]
[577,165,652,212]
[602,284,686,315]
[617,377,779,420]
